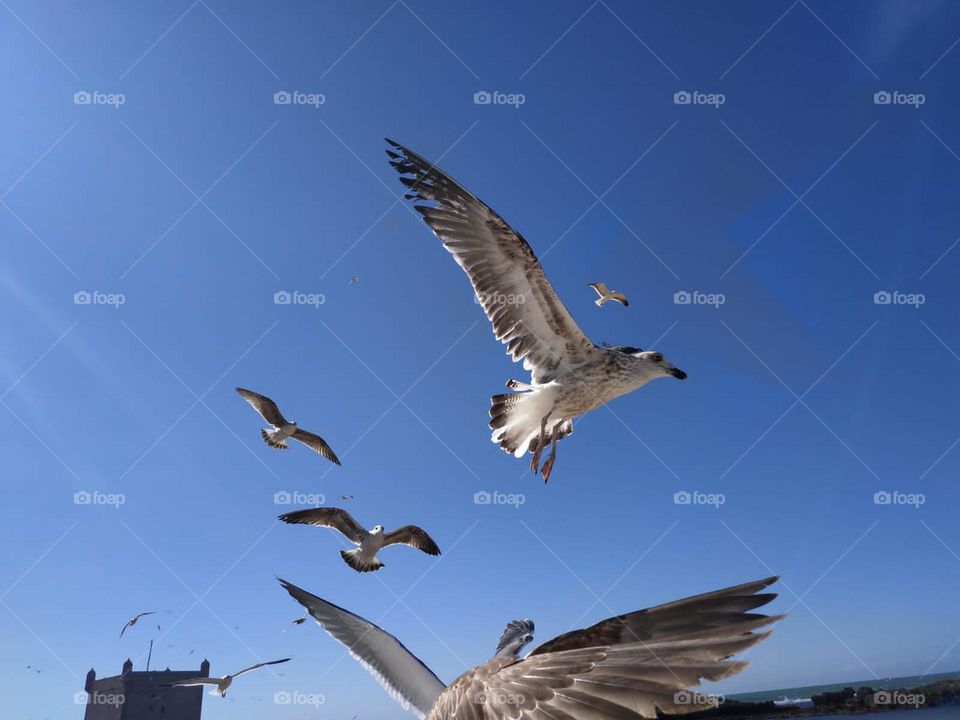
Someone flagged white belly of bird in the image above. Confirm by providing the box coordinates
[276,423,297,440]
[359,533,385,556]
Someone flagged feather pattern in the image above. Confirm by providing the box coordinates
[386,139,594,384]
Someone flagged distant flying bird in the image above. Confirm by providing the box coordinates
[172,658,291,698]
[283,613,308,633]
[340,494,354,501]
[278,508,440,572]
[387,140,686,483]
[588,282,629,308]
[279,576,781,719]
[120,611,156,639]
[236,388,341,465]
[349,276,360,285]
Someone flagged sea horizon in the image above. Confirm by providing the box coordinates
[729,670,958,714]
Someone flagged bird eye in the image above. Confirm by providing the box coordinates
[650,353,663,363]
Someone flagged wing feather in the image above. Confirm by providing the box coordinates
[278,508,367,543]
[279,579,446,719]
[232,658,290,677]
[531,576,780,655]
[428,577,782,720]
[291,428,342,465]
[236,388,287,426]
[387,140,594,382]
[382,526,441,555]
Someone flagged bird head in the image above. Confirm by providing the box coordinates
[371,525,384,534]
[494,619,535,658]
[637,350,686,380]
[603,344,687,380]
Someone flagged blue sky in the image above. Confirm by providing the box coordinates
[3,1,960,718]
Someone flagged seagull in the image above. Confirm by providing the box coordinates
[279,576,781,719]
[589,282,629,308]
[386,140,686,482]
[349,276,360,285]
[236,388,341,465]
[283,613,309,633]
[120,611,156,639]
[341,494,355,501]
[172,658,291,698]
[278,507,441,572]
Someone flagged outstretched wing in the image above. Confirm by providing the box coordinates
[279,579,446,719]
[382,526,441,556]
[233,658,291,678]
[236,388,288,426]
[278,508,367,543]
[291,428,341,465]
[589,282,609,297]
[429,577,782,720]
[387,140,594,383]
[531,576,780,655]
[609,291,629,307]
[173,678,219,687]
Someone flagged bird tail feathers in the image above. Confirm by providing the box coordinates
[490,388,571,457]
[340,549,384,573]
[261,428,289,449]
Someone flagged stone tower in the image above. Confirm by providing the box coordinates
[81,658,209,719]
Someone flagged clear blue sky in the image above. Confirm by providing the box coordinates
[3,1,960,718]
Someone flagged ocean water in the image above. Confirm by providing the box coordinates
[801,709,958,720]
[730,671,958,705]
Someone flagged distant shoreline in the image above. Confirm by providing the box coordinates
[690,678,960,719]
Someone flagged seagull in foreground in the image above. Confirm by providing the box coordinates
[279,576,781,719]
[120,611,156,639]
[236,388,341,465]
[589,282,629,308]
[387,140,686,482]
[172,658,291,697]
[278,507,441,572]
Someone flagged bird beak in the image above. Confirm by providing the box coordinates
[670,368,687,380]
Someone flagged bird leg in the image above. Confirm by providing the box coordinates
[530,415,549,473]
[540,422,560,483]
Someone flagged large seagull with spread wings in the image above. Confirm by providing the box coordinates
[387,140,686,482]
[279,575,781,720]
